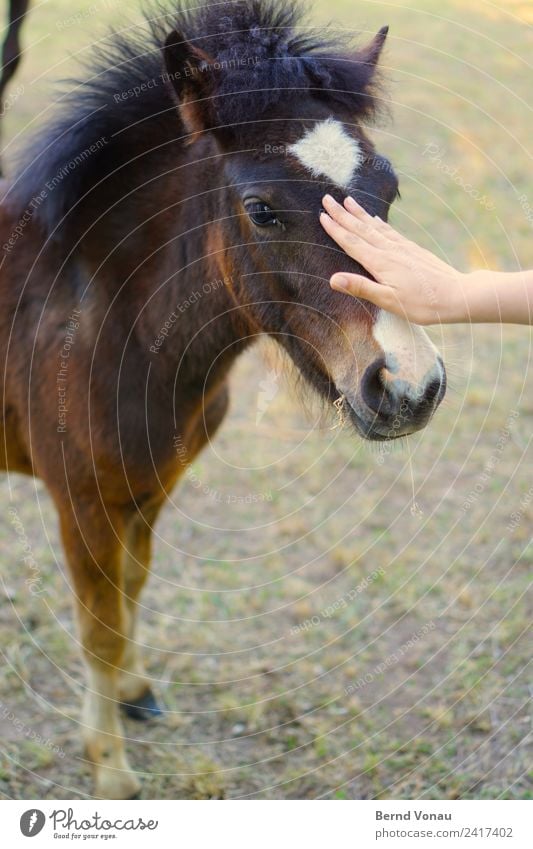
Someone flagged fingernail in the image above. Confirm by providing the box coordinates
[345,196,357,208]
[331,275,348,290]
[323,194,334,204]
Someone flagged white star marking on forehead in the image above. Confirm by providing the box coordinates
[288,117,364,188]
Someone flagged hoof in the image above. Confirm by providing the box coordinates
[120,688,162,721]
[94,771,141,800]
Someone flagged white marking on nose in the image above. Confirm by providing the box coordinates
[373,310,442,396]
[288,118,364,188]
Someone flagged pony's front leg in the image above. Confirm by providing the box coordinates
[119,505,163,720]
[59,500,141,800]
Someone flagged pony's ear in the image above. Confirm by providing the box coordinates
[163,30,218,140]
[311,26,389,118]
[360,26,389,66]
[355,25,388,87]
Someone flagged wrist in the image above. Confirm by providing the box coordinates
[443,270,475,323]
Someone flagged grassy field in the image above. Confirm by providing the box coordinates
[0,0,531,800]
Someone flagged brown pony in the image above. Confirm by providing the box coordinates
[0,0,445,798]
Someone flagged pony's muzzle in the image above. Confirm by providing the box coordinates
[356,355,446,439]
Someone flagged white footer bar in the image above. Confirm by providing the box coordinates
[3,799,531,848]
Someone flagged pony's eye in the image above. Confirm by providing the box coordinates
[245,200,279,227]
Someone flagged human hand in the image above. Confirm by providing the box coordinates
[319,194,468,325]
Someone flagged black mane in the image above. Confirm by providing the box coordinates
[7,0,383,244]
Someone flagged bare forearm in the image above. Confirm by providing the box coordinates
[456,269,533,325]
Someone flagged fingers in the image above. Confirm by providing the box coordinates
[322,194,388,248]
[330,273,393,308]
[342,195,380,222]
[344,195,408,242]
[320,211,382,274]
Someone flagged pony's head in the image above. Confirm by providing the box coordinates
[164,0,445,440]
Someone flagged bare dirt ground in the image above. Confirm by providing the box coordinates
[0,0,531,799]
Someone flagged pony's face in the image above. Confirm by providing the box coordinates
[219,113,444,440]
[163,18,446,440]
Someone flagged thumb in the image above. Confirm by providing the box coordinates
[330,273,388,307]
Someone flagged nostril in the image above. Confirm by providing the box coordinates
[422,369,447,408]
[361,358,398,417]
[424,378,442,406]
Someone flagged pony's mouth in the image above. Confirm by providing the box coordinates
[330,386,413,442]
[346,404,415,442]
[334,391,430,442]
